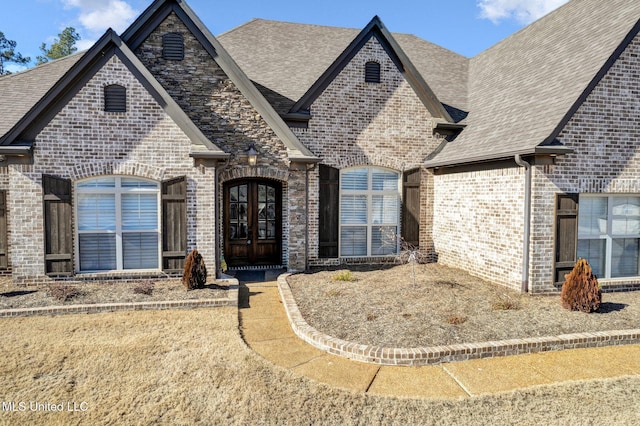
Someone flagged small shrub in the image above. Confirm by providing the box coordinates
[48,283,82,302]
[561,258,601,313]
[492,294,520,311]
[366,313,377,321]
[133,280,154,296]
[182,249,207,290]
[324,288,344,297]
[445,314,467,326]
[333,270,356,282]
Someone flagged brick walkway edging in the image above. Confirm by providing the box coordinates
[277,274,640,366]
[0,279,239,318]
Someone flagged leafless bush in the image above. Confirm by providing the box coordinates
[48,283,82,302]
[133,280,155,296]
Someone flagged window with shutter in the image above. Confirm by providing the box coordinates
[76,177,160,271]
[365,61,381,83]
[339,167,400,257]
[163,33,184,60]
[318,165,339,258]
[104,84,126,112]
[43,175,73,275]
[162,176,187,273]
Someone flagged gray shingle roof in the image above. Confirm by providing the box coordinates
[0,53,84,139]
[217,19,469,114]
[426,0,640,167]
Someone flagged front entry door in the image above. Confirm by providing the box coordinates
[224,179,282,267]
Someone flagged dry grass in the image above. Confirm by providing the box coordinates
[288,263,640,347]
[1,307,639,425]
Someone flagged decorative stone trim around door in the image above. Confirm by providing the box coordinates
[277,274,640,365]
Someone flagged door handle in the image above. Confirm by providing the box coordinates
[247,239,251,245]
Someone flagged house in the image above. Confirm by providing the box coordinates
[0,0,639,294]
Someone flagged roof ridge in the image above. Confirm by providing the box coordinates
[216,18,261,37]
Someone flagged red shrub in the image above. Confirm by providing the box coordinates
[560,258,601,313]
[182,249,207,290]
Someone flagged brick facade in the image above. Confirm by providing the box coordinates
[7,55,213,284]
[530,34,640,293]
[295,36,443,265]
[433,166,526,291]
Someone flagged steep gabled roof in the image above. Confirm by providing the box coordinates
[0,53,84,141]
[288,16,453,123]
[218,18,469,116]
[0,28,228,158]
[426,0,640,167]
[122,0,318,162]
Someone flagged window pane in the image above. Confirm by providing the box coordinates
[372,195,398,224]
[77,194,116,231]
[611,238,640,278]
[341,168,368,190]
[123,233,159,269]
[577,239,606,278]
[121,178,158,189]
[340,227,367,256]
[611,196,640,235]
[122,194,158,230]
[372,226,397,255]
[578,197,608,237]
[372,169,399,191]
[77,177,115,188]
[340,195,367,224]
[79,234,116,271]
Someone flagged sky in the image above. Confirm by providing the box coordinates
[3,0,569,73]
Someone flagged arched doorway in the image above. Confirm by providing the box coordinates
[223,179,282,267]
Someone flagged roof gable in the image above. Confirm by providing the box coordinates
[0,29,227,158]
[289,16,454,123]
[121,0,317,162]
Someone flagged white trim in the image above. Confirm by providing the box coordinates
[74,176,161,273]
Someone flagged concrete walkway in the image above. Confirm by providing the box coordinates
[239,280,640,398]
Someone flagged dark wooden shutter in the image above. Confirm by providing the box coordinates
[0,190,8,269]
[43,175,73,275]
[162,33,184,60]
[104,84,126,112]
[365,61,381,83]
[162,176,187,273]
[318,165,339,258]
[402,169,421,248]
[554,193,579,284]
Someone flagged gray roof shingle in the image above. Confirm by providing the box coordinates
[427,0,640,167]
[0,53,84,139]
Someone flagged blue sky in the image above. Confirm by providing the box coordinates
[4,0,569,72]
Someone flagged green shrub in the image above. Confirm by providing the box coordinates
[561,258,601,313]
[332,270,356,282]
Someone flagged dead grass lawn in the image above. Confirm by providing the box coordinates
[1,308,639,425]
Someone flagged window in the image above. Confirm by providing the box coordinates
[339,167,400,256]
[578,195,640,278]
[162,33,184,60]
[76,177,160,272]
[365,61,381,83]
[104,84,126,112]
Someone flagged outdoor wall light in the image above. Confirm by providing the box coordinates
[246,143,258,167]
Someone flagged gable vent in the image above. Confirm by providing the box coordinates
[163,33,184,60]
[365,61,381,83]
[104,84,126,113]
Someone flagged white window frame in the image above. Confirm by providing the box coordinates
[74,176,161,272]
[339,166,400,257]
[578,194,640,279]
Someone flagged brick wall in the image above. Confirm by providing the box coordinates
[135,12,303,269]
[8,55,213,284]
[433,166,526,291]
[294,36,443,264]
[531,34,640,293]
